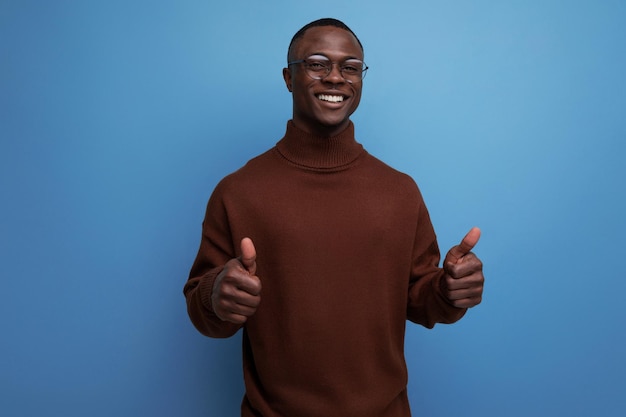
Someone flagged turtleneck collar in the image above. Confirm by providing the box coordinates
[275,120,365,171]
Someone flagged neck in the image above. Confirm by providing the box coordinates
[290,119,352,139]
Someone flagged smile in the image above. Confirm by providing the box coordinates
[317,94,345,103]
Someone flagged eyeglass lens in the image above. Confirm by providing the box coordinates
[304,55,367,81]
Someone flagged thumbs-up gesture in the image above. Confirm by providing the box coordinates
[211,237,262,324]
[441,227,484,309]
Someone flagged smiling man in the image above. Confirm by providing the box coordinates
[283,23,364,136]
[184,18,484,417]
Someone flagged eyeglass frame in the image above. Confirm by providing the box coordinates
[287,54,369,83]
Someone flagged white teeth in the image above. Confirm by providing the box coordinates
[318,94,344,103]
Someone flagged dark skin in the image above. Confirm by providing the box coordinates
[211,26,484,323]
[211,237,260,324]
[282,26,363,137]
[441,227,484,308]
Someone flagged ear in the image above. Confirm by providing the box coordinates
[282,67,293,92]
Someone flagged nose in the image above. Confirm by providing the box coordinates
[323,62,346,84]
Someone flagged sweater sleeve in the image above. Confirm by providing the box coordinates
[183,184,243,338]
[406,195,467,328]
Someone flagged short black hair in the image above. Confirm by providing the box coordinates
[287,18,364,62]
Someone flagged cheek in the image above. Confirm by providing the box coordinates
[350,87,362,108]
[291,78,312,95]
[294,82,320,106]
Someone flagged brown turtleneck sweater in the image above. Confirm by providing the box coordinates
[184,121,466,417]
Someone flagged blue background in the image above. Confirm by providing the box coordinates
[2,1,625,416]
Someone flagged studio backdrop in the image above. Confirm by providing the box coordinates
[1,1,625,416]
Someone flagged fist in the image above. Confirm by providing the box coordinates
[441,227,484,309]
[211,238,261,323]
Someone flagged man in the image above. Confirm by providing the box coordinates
[184,18,484,417]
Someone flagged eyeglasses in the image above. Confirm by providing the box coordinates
[288,54,368,83]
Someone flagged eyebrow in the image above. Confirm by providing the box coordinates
[308,52,363,61]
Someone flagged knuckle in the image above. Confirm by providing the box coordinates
[445,277,459,291]
[230,315,247,324]
[217,284,235,299]
[215,298,230,312]
[445,263,458,275]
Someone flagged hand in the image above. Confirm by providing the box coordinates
[211,237,262,323]
[441,227,484,308]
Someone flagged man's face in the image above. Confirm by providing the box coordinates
[283,26,364,137]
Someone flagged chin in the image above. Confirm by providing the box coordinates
[316,113,352,129]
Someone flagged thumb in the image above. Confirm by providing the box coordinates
[240,237,257,275]
[447,227,481,264]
